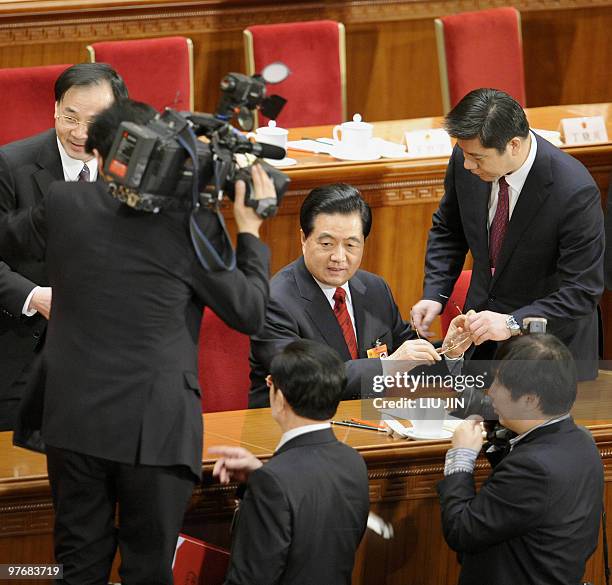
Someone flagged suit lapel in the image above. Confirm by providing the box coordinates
[348,273,369,357]
[492,135,552,285]
[33,130,63,201]
[294,258,352,361]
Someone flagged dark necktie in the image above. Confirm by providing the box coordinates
[489,176,509,268]
[78,164,90,182]
[333,287,358,360]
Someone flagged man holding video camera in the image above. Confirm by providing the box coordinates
[438,334,603,585]
[0,98,276,585]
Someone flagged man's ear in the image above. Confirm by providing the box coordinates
[93,149,105,176]
[300,229,306,247]
[54,101,59,120]
[509,137,523,155]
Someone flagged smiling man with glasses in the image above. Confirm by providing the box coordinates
[0,63,127,431]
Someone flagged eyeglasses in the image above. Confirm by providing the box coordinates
[56,114,93,130]
[437,301,473,356]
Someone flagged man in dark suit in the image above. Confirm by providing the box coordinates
[0,99,275,584]
[0,63,128,431]
[438,334,603,585]
[212,340,370,585]
[249,183,466,407]
[605,179,612,290]
[412,88,604,380]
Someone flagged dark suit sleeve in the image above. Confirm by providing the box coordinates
[0,201,47,265]
[0,151,39,315]
[513,183,604,324]
[224,467,291,585]
[604,179,612,291]
[190,232,270,336]
[422,148,470,304]
[437,454,549,553]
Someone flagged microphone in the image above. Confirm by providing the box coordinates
[247,141,286,160]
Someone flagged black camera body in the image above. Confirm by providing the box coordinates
[104,67,291,217]
[104,109,289,216]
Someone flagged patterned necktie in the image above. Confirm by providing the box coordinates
[333,287,358,360]
[489,175,509,268]
[77,164,90,182]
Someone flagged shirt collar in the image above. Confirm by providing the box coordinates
[502,130,537,193]
[276,422,331,451]
[313,278,352,307]
[56,138,98,182]
[508,412,570,451]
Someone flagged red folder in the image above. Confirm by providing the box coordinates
[172,533,230,585]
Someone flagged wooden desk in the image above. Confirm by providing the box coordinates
[2,372,612,584]
[248,103,612,356]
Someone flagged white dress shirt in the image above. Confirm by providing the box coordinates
[487,131,537,228]
[275,422,331,451]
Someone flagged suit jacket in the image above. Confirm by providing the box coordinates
[423,134,604,379]
[249,256,414,407]
[0,129,63,422]
[224,428,370,585]
[0,181,270,479]
[605,175,612,290]
[437,418,603,585]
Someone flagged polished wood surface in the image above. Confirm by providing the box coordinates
[2,372,612,584]
[0,1,610,121]
[244,103,612,355]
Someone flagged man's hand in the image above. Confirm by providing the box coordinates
[452,419,484,451]
[441,310,475,358]
[233,164,276,237]
[209,445,263,484]
[28,286,52,320]
[388,339,441,362]
[466,310,511,345]
[411,299,443,339]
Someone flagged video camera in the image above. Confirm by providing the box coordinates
[103,63,291,218]
[102,63,292,272]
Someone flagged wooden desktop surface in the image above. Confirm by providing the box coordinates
[2,371,612,584]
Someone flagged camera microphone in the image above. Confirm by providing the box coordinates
[245,142,286,160]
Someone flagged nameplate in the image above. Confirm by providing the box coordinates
[404,128,453,157]
[560,116,609,145]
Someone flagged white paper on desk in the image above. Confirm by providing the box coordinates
[532,128,562,147]
[286,139,335,154]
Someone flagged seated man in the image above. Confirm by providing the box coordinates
[249,183,463,407]
[438,334,603,585]
[212,339,370,585]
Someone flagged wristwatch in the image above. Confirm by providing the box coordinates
[505,315,522,336]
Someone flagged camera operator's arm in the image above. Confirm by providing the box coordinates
[192,165,273,335]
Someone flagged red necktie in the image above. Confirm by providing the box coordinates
[333,287,358,360]
[489,176,509,268]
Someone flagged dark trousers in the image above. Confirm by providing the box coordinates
[46,445,196,585]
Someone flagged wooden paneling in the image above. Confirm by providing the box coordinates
[0,1,610,120]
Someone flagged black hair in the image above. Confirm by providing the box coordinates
[55,63,128,103]
[493,334,577,416]
[270,340,347,420]
[85,99,157,160]
[444,88,529,153]
[300,183,372,239]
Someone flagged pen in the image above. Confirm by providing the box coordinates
[350,417,385,429]
[301,136,335,145]
[331,420,384,432]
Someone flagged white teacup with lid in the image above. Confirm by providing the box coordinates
[332,114,374,154]
[247,120,289,150]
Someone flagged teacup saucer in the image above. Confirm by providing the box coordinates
[405,428,452,441]
[329,145,381,162]
[264,157,297,167]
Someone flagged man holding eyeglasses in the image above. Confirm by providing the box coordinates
[0,63,127,430]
